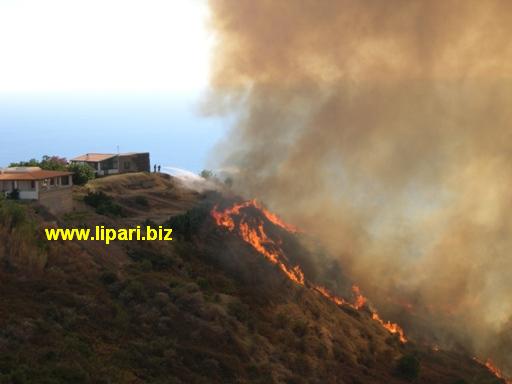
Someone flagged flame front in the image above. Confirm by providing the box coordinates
[212,200,304,285]
[473,358,512,384]
[211,200,407,342]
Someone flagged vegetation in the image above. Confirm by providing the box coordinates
[6,188,19,200]
[164,204,210,240]
[9,155,95,186]
[68,163,95,185]
[0,196,46,272]
[10,155,68,171]
[83,191,124,217]
[134,195,149,207]
[199,169,214,179]
[0,175,502,384]
[395,354,421,381]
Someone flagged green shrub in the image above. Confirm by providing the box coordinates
[100,271,118,285]
[0,199,26,230]
[128,247,173,270]
[134,196,149,207]
[165,204,209,240]
[7,189,19,200]
[227,301,250,322]
[68,163,95,185]
[119,280,147,304]
[84,191,124,217]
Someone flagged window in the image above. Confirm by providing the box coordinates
[31,181,35,189]
[124,161,131,170]
[61,176,69,185]
[50,178,55,186]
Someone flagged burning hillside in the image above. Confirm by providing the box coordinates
[0,172,508,383]
[211,198,512,383]
[207,0,512,378]
[213,199,411,344]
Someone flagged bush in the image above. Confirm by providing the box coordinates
[100,271,118,285]
[127,247,173,270]
[84,191,124,217]
[7,189,19,200]
[165,204,210,240]
[134,196,149,207]
[119,280,147,304]
[68,163,95,185]
[395,354,420,381]
[227,301,250,322]
[0,198,26,229]
[200,169,213,179]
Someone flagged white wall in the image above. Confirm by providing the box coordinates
[19,190,38,200]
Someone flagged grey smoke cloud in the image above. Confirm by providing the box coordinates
[207,0,512,372]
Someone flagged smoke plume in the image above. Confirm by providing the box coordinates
[207,0,512,371]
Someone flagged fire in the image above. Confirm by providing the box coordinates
[474,358,512,384]
[211,200,407,343]
[352,284,367,309]
[371,312,407,343]
[313,285,347,306]
[212,200,305,285]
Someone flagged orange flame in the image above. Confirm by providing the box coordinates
[474,358,512,384]
[211,200,407,343]
[371,312,407,343]
[213,201,304,285]
[352,284,367,310]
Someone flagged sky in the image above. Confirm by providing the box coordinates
[0,0,224,172]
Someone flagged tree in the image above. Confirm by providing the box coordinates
[9,155,67,171]
[9,158,40,167]
[68,163,95,185]
[200,169,214,179]
[40,155,68,171]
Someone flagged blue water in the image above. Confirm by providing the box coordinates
[0,92,227,173]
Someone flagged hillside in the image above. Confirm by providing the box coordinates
[0,173,505,384]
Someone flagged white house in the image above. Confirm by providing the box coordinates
[70,152,150,176]
[0,167,73,214]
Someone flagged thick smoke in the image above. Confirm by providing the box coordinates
[207,0,512,371]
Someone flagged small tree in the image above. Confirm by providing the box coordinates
[200,169,214,179]
[68,163,95,185]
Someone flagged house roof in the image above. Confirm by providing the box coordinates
[0,168,72,181]
[71,153,117,162]
[71,152,148,162]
